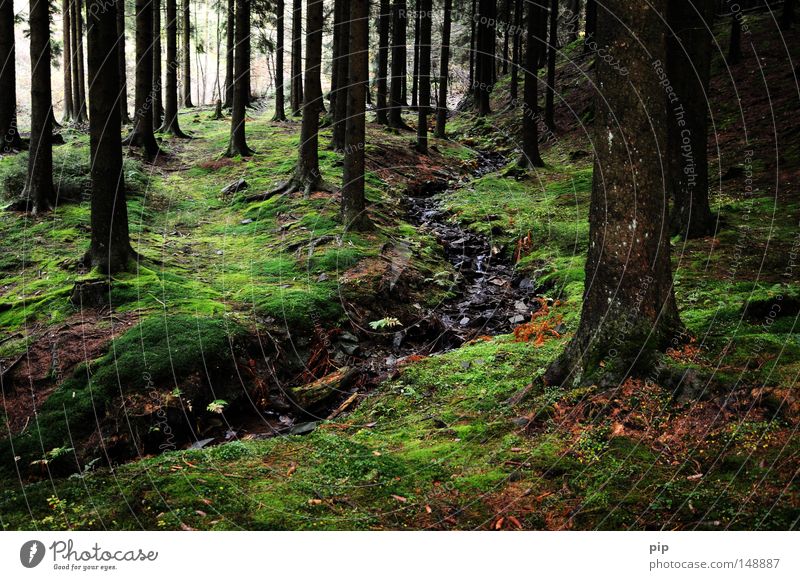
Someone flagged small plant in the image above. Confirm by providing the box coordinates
[369,317,402,330]
[207,399,228,414]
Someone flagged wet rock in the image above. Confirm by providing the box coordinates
[509,314,526,324]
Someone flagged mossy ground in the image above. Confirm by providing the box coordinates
[1,13,798,530]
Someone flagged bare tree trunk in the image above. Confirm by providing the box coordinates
[153,0,164,128]
[331,0,349,150]
[0,0,23,151]
[519,0,544,168]
[389,0,409,128]
[434,0,451,138]
[61,0,74,122]
[468,0,476,89]
[223,0,234,107]
[502,0,510,74]
[415,0,431,152]
[475,0,494,115]
[272,0,287,120]
[376,0,390,124]
[728,12,741,65]
[182,0,194,106]
[411,4,420,108]
[85,0,132,273]
[544,0,557,130]
[583,0,596,53]
[544,0,682,387]
[226,0,252,155]
[290,0,303,115]
[508,0,521,103]
[73,0,88,122]
[123,0,160,157]
[117,0,132,123]
[162,0,188,136]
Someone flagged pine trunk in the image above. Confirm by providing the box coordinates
[583,0,596,53]
[152,0,164,127]
[290,0,303,115]
[294,0,324,192]
[272,0,286,120]
[728,12,741,65]
[223,0,234,107]
[376,0,390,125]
[508,0,521,102]
[125,0,160,157]
[61,0,74,122]
[415,0,431,152]
[0,0,22,151]
[182,0,194,106]
[226,0,252,155]
[388,0,408,128]
[434,0,451,138]
[331,0,349,150]
[544,0,557,130]
[73,0,88,122]
[519,0,544,168]
[411,6,420,108]
[163,0,188,136]
[117,0,132,123]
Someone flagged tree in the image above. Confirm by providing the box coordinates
[330,0,349,150]
[583,0,596,53]
[61,0,74,122]
[182,0,194,106]
[272,0,287,120]
[376,0,390,125]
[24,0,56,212]
[85,0,133,273]
[226,0,253,156]
[566,0,581,43]
[468,0,476,89]
[341,0,372,230]
[728,12,741,65]
[508,0,521,103]
[72,0,88,122]
[415,0,431,152]
[123,0,161,157]
[501,0,509,74]
[474,0,495,115]
[782,0,795,30]
[223,0,234,107]
[667,0,715,239]
[290,0,303,115]
[544,0,682,387]
[152,0,164,128]
[434,0,451,138]
[117,0,132,123]
[544,0,557,131]
[519,0,544,168]
[162,0,189,136]
[388,0,409,128]
[411,4,420,108]
[0,0,23,151]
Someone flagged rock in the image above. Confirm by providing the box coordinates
[317,272,329,282]
[518,278,534,291]
[221,178,248,196]
[459,316,471,326]
[289,422,318,435]
[568,149,589,160]
[240,218,253,225]
[514,300,529,312]
[509,314,526,324]
[189,438,215,449]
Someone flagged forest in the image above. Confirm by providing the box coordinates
[0,0,798,531]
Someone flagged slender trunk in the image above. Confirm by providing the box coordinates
[501,0,509,74]
[728,12,741,65]
[567,0,581,43]
[61,0,74,122]
[0,0,23,151]
[544,0,682,387]
[415,0,431,152]
[411,5,419,108]
[73,0,88,122]
[124,0,160,157]
[468,0,476,89]
[272,0,286,119]
[294,0,324,192]
[508,0,520,102]
[519,0,543,168]
[376,0,389,124]
[475,0,494,115]
[25,0,55,212]
[290,0,303,115]
[223,0,234,107]
[153,0,164,128]
[86,0,132,273]
[117,0,131,123]
[544,0,557,130]
[182,0,194,106]
[583,0,596,53]
[70,0,81,116]
[667,0,714,238]
[331,0,349,150]
[434,0,451,138]
[226,0,252,155]
[388,0,408,128]
[163,0,188,136]
[341,0,372,230]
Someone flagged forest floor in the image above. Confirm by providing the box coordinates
[0,13,798,530]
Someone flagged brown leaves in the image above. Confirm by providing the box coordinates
[512,297,563,346]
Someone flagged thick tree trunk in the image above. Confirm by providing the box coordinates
[331,0,349,149]
[162,0,188,136]
[411,5,420,108]
[86,0,132,273]
[223,0,234,107]
[124,0,160,157]
[182,0,194,106]
[290,0,303,115]
[667,0,715,239]
[0,0,23,151]
[24,0,55,212]
[72,0,88,122]
[376,0,390,125]
[583,0,596,53]
[415,0,431,152]
[434,0,451,138]
[544,0,682,387]
[152,0,164,128]
[272,0,286,120]
[341,0,372,230]
[388,0,409,128]
[544,0,557,130]
[61,0,74,122]
[728,12,741,65]
[226,0,252,155]
[519,0,544,168]
[508,0,521,102]
[117,0,132,123]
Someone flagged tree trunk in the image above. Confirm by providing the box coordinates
[86,0,132,273]
[782,0,795,30]
[290,0,303,115]
[124,0,160,157]
[502,0,509,74]
[162,0,188,136]
[182,0,194,106]
[567,0,581,43]
[331,0,349,150]
[544,0,682,388]
[153,0,164,128]
[475,0,494,115]
[0,0,22,151]
[24,0,55,212]
[519,0,543,168]
[223,0,234,107]
[468,0,476,90]
[73,0,88,122]
[667,0,715,239]
[388,0,409,128]
[583,0,596,53]
[434,0,451,138]
[415,0,431,152]
[728,12,741,65]
[411,5,420,108]
[508,0,521,102]
[117,0,132,123]
[272,0,286,119]
[61,0,74,122]
[226,0,252,155]
[544,0,557,130]
[376,0,390,124]
[341,0,372,230]
[70,0,81,117]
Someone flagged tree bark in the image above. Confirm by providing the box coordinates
[544,0,682,388]
[153,0,164,128]
[290,0,303,115]
[502,0,510,74]
[475,0,494,115]
[667,0,715,238]
[519,0,544,168]
[388,0,409,128]
[341,0,372,230]
[415,0,431,152]
[181,0,194,106]
[331,0,349,149]
[162,0,188,136]
[468,0,476,89]
[544,0,557,130]
[272,0,287,120]
[124,0,160,157]
[223,0,234,107]
[583,0,596,53]
[226,0,252,155]
[434,0,451,138]
[411,4,420,108]
[86,0,132,273]
[0,0,23,151]
[61,0,74,122]
[566,0,581,43]
[72,0,88,122]
[24,0,55,212]
[117,0,132,123]
[728,12,741,65]
[376,0,390,124]
[508,0,521,102]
